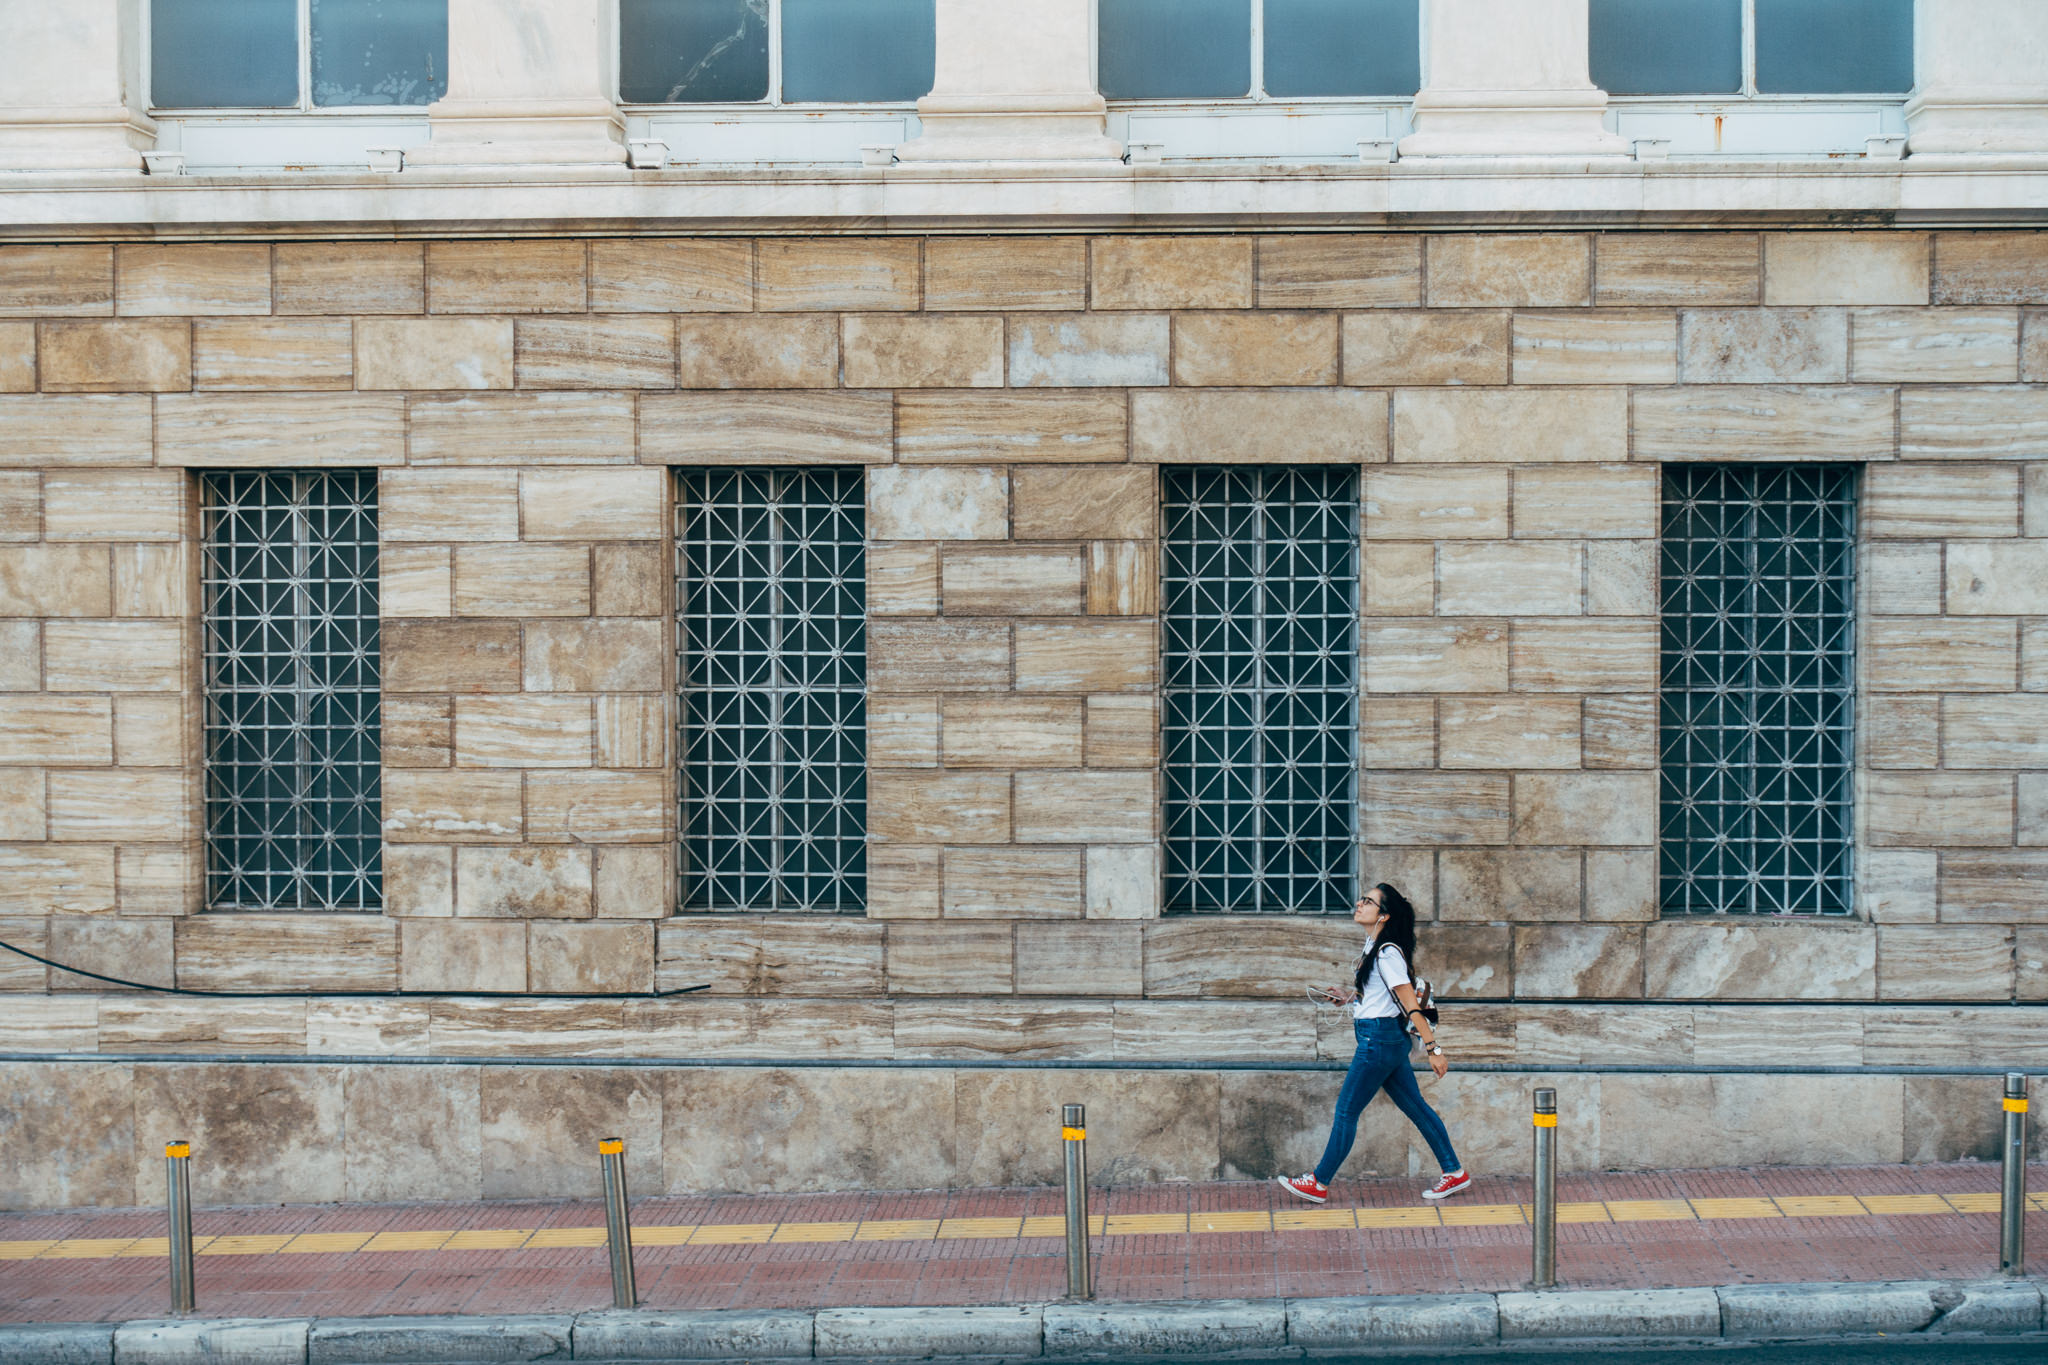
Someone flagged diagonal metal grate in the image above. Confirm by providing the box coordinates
[1162,465,1359,914]
[676,468,866,912]
[1660,463,1857,916]
[201,470,382,911]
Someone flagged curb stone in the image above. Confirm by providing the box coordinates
[1927,1281,2047,1334]
[113,1318,310,1365]
[1042,1300,1287,1358]
[1498,1287,1721,1341]
[306,1314,574,1363]
[571,1309,814,1361]
[0,1323,113,1365]
[816,1306,1042,1359]
[1718,1280,1946,1337]
[1286,1294,1498,1349]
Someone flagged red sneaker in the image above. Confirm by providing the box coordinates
[1277,1173,1328,1204]
[1422,1170,1472,1200]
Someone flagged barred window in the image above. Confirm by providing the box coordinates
[202,470,381,911]
[1162,466,1359,914]
[1660,465,1856,916]
[677,469,866,911]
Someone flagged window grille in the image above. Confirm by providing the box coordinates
[1660,464,1856,916]
[1162,466,1359,914]
[677,468,866,911]
[201,470,382,911]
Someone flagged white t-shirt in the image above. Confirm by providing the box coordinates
[1351,942,1412,1021]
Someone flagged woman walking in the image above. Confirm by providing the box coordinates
[1279,883,1471,1204]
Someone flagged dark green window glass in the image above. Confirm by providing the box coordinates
[1163,466,1358,914]
[620,0,771,103]
[202,471,382,910]
[678,469,866,911]
[1660,465,1856,917]
[1099,0,1252,100]
[1756,0,1914,94]
[310,0,449,107]
[1590,0,1743,95]
[781,0,935,103]
[1264,0,1421,98]
[152,0,301,108]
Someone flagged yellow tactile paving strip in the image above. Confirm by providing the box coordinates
[2,1191,2042,1262]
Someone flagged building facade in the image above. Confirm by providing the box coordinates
[1,0,2045,1211]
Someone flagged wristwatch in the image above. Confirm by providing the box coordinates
[1424,1043,1444,1057]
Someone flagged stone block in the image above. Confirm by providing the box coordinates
[517,468,666,542]
[0,244,113,316]
[592,543,664,617]
[95,540,183,616]
[0,772,42,839]
[1394,389,1626,463]
[1867,772,2013,848]
[451,544,591,617]
[595,695,664,769]
[385,844,454,916]
[869,844,942,919]
[942,545,1085,614]
[0,916,47,990]
[1938,852,2048,923]
[1900,385,2048,459]
[1586,540,1657,616]
[896,1001,1114,1060]
[868,544,939,616]
[2023,929,2048,1000]
[156,393,406,467]
[1364,620,1509,693]
[1364,773,1511,845]
[756,238,920,311]
[2029,461,2048,535]
[1256,234,1421,308]
[408,391,636,466]
[1879,925,2014,999]
[594,845,668,919]
[941,696,1084,769]
[0,472,35,539]
[1008,313,1171,388]
[48,917,172,990]
[479,1066,661,1197]
[1857,848,1937,923]
[659,919,884,995]
[1865,462,2021,538]
[0,322,29,393]
[41,470,184,542]
[1363,542,1435,615]
[0,620,35,689]
[1594,233,1760,305]
[1015,771,1156,843]
[1361,846,1435,916]
[383,770,524,843]
[1364,466,1507,539]
[526,771,666,843]
[1344,309,1508,386]
[925,236,1086,311]
[1579,694,1654,771]
[1514,772,1658,847]
[1014,621,1156,692]
[1014,466,1154,540]
[1510,619,1658,693]
[588,240,751,312]
[1499,1288,1718,1341]
[426,240,585,313]
[1437,696,1580,770]
[2026,773,2047,845]
[522,619,663,691]
[1691,1004,1861,1067]
[1764,232,1929,305]
[1632,385,1896,461]
[2029,310,2048,382]
[1086,695,1156,768]
[859,695,937,768]
[1865,617,2016,691]
[174,916,398,992]
[1438,542,1583,615]
[1363,696,1436,768]
[867,465,1006,541]
[1644,920,1876,998]
[887,922,1014,993]
[454,846,593,918]
[869,620,1010,691]
[942,846,1084,918]
[1512,925,1642,997]
[0,1061,133,1204]
[1017,923,1143,994]
[453,695,593,768]
[1173,312,1339,386]
[1142,917,1359,997]
[0,845,115,915]
[1946,540,2048,614]
[844,315,1005,388]
[1864,696,1939,769]
[115,243,271,315]
[1680,307,1848,382]
[815,1305,1041,1359]
[1438,848,1581,922]
[640,391,894,465]
[897,391,1127,464]
[274,241,424,314]
[1087,844,1158,918]
[515,315,676,389]
[870,771,1012,843]
[1087,540,1154,615]
[529,922,655,993]
[1865,541,1944,614]
[1135,389,1389,463]
[381,468,518,543]
[1585,848,1657,922]
[191,318,354,390]
[1091,237,1252,309]
[955,1067,1222,1184]
[0,543,110,616]
[1933,232,2048,304]
[1427,235,1590,307]
[1112,1002,1313,1064]
[38,319,190,392]
[115,844,195,917]
[1852,308,2021,383]
[341,1066,482,1202]
[2029,621,2048,693]
[674,314,838,389]
[382,621,523,693]
[1513,311,1678,384]
[1290,1295,1498,1350]
[0,696,112,764]
[660,1063,944,1188]
[43,620,182,691]
[0,395,152,467]
[1944,695,2048,768]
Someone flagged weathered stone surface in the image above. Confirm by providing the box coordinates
[1855,848,1937,924]
[342,1065,481,1202]
[175,916,398,992]
[894,1002,1114,1059]
[1938,852,2048,923]
[1437,696,1580,769]
[384,770,523,843]
[1085,694,1156,768]
[1943,695,2048,768]
[1866,542,1944,614]
[674,314,837,389]
[1583,848,1657,923]
[1499,1288,1719,1341]
[409,391,635,466]
[1900,385,2048,459]
[1136,388,1388,464]
[1174,312,1339,386]
[1864,617,2016,691]
[0,1061,132,1207]
[130,1062,345,1204]
[1935,232,2048,305]
[2027,309,2048,382]
[1365,620,1509,693]
[1363,543,1430,615]
[1087,844,1159,919]
[1008,314,1170,388]
[1514,773,1658,847]
[1345,310,1508,386]
[0,696,112,764]
[42,619,183,691]
[518,467,666,541]
[845,315,1004,388]
[1513,311,1677,384]
[665,1066,950,1193]
[1510,619,1658,692]
[451,544,591,617]
[1015,771,1156,842]
[455,846,594,917]
[1256,234,1420,308]
[592,543,664,616]
[39,320,190,392]
[0,846,116,915]
[1862,696,1939,770]
[1091,237,1252,309]
[897,391,1127,463]
[756,239,920,311]
[1946,540,2048,615]
[1438,542,1583,615]
[1365,467,1507,539]
[384,843,453,917]
[522,619,664,691]
[0,322,29,393]
[641,392,893,464]
[526,772,667,843]
[0,395,151,467]
[869,620,1010,692]
[99,999,306,1054]
[1580,694,1656,770]
[1683,308,1849,383]
[942,545,1085,614]
[274,242,423,314]
[941,696,1084,768]
[42,469,185,541]
[887,922,1014,993]
[1852,308,2021,383]
[189,317,353,391]
[1088,540,1151,613]
[868,545,939,617]
[2028,461,2048,536]
[158,392,406,467]
[1586,540,1657,616]
[870,771,1012,843]
[354,317,513,390]
[1395,389,1627,463]
[47,770,189,842]
[528,922,656,993]
[1865,463,2021,538]
[1595,233,1760,305]
[1364,773,1510,845]
[2025,773,2048,846]
[0,543,109,615]
[401,921,528,992]
[594,845,667,920]
[1879,926,2014,999]
[0,472,35,539]
[383,621,522,693]
[1867,772,2013,848]
[0,765,43,839]
[955,1068,1221,1186]
[0,244,113,316]
[596,695,665,769]
[1428,235,1590,307]
[658,919,885,995]
[480,1067,662,1198]
[926,237,1086,311]
[1016,923,1143,994]
[1142,918,1358,997]
[1363,697,1436,768]
[515,315,676,389]
[1438,849,1581,922]
[1513,926,1642,998]
[1632,385,1895,461]
[1643,921,1877,998]
[47,916,172,990]
[1013,467,1154,544]
[1014,621,1155,692]
[116,243,271,315]
[588,240,751,312]
[381,468,518,542]
[426,240,586,313]
[868,465,1007,540]
[452,695,593,768]
[942,847,1085,918]
[1765,232,1928,305]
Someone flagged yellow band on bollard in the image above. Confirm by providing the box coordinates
[165,1143,190,1158]
[1531,1114,1558,1128]
[599,1140,624,1155]
[2005,1098,2029,1114]
[1061,1127,1086,1141]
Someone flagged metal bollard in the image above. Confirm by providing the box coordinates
[165,1140,195,1314]
[599,1138,638,1309]
[2000,1074,2028,1278]
[1061,1104,1092,1300]
[1531,1089,1557,1290]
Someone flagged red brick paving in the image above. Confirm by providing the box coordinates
[1,1163,2042,1324]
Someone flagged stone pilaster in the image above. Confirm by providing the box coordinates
[1399,0,1627,159]
[408,0,626,169]
[1906,0,2048,157]
[0,0,154,173]
[895,0,1122,165]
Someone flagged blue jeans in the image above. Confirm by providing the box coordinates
[1312,1015,1462,1185]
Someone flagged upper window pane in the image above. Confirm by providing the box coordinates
[781,0,935,103]
[1590,0,1742,95]
[1755,0,1913,94]
[620,0,770,103]
[152,0,300,108]
[1264,0,1419,98]
[310,0,449,107]
[1100,0,1252,100]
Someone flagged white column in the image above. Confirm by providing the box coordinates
[408,0,625,169]
[1906,0,2048,156]
[0,0,154,173]
[1399,0,1627,159]
[895,0,1122,165]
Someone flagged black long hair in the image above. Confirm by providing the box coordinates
[1354,882,1419,993]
